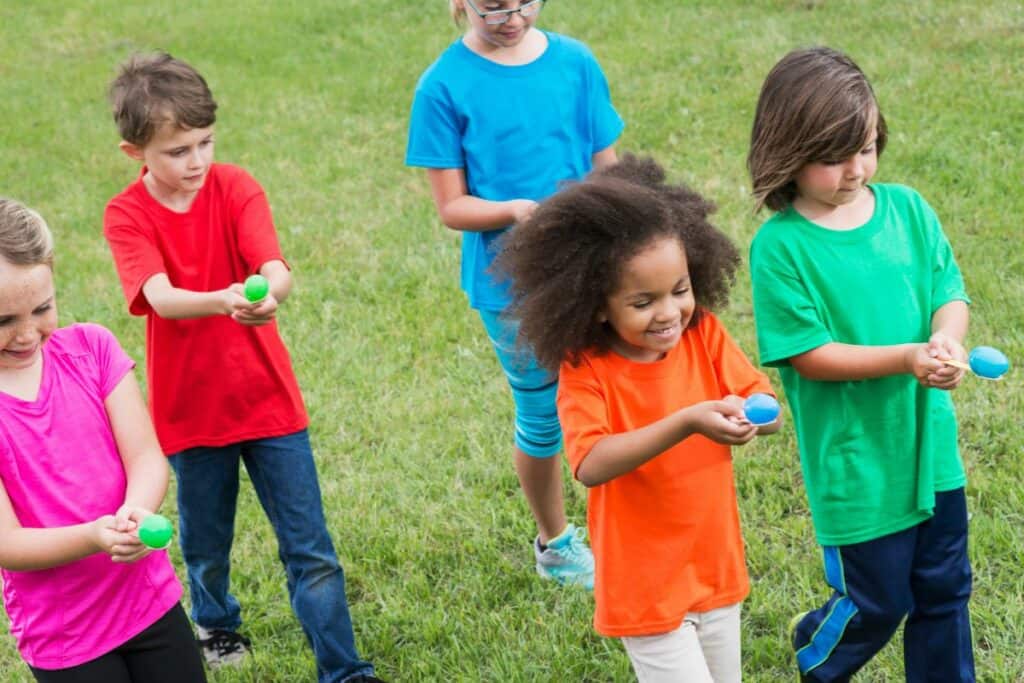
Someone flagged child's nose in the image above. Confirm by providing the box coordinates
[14,322,39,344]
[845,157,864,178]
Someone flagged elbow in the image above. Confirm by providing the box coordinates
[438,211,461,231]
[144,295,177,320]
[436,203,467,231]
[788,357,825,381]
[575,459,606,488]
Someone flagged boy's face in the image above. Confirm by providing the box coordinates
[794,133,878,214]
[121,122,215,205]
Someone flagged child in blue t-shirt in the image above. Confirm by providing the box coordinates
[406,0,624,588]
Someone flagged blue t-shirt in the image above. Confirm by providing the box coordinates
[406,31,624,310]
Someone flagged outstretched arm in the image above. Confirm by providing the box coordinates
[577,400,757,487]
[0,481,128,571]
[141,272,249,319]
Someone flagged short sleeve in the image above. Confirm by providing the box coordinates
[103,201,165,316]
[226,167,286,274]
[701,314,775,397]
[750,234,832,367]
[918,195,970,312]
[583,48,624,154]
[557,359,612,477]
[406,80,465,169]
[76,323,135,399]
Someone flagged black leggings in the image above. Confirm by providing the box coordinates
[30,603,207,683]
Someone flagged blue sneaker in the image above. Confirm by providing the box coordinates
[534,524,594,590]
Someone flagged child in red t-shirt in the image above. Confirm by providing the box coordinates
[494,155,781,682]
[102,52,382,683]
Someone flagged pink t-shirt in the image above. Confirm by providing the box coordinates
[0,324,182,669]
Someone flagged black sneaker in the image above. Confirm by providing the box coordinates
[347,676,387,683]
[195,627,252,667]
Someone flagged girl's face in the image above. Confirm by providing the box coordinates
[600,237,695,363]
[0,260,57,372]
[794,133,878,214]
[461,0,542,50]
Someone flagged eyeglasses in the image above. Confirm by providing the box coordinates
[463,0,546,26]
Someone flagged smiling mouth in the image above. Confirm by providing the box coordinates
[647,324,679,338]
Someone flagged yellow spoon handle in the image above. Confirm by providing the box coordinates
[941,359,971,371]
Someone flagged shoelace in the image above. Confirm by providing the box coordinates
[554,527,592,564]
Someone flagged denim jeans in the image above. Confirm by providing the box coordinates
[169,429,374,683]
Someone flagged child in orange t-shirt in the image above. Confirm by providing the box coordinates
[494,155,781,682]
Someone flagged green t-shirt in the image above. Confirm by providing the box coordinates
[750,184,969,545]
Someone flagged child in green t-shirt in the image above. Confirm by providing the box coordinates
[748,47,974,682]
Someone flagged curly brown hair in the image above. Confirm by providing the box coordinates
[492,154,740,372]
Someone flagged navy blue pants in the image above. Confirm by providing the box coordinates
[794,488,975,682]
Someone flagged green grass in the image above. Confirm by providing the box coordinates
[2,1,1023,680]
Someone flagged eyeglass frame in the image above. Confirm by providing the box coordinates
[463,0,547,26]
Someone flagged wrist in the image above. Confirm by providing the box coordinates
[903,343,927,375]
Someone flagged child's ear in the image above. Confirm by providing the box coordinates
[597,309,608,324]
[119,140,145,161]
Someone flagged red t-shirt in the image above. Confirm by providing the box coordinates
[103,163,308,454]
[558,312,774,637]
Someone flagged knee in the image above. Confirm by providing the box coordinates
[510,384,561,457]
[913,563,972,614]
[856,595,911,632]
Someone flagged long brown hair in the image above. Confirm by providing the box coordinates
[748,46,888,212]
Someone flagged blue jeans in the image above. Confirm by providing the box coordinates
[169,429,374,683]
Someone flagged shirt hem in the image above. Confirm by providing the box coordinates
[594,587,749,638]
[20,585,182,671]
[161,418,309,456]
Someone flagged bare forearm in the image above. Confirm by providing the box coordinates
[144,281,231,319]
[438,195,529,232]
[577,410,696,487]
[0,524,99,571]
[931,300,969,341]
[260,260,292,305]
[790,342,920,381]
[122,454,169,514]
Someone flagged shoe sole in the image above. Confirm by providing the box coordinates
[535,563,593,590]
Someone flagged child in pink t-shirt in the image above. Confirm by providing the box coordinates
[0,198,206,683]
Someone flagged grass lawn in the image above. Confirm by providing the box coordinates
[1,1,1022,680]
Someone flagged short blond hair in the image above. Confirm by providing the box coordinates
[0,198,54,267]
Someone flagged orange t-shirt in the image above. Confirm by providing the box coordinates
[558,312,773,637]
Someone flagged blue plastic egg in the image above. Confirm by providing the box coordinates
[744,393,780,425]
[968,346,1009,380]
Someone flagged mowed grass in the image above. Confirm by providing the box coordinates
[1,1,1022,680]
